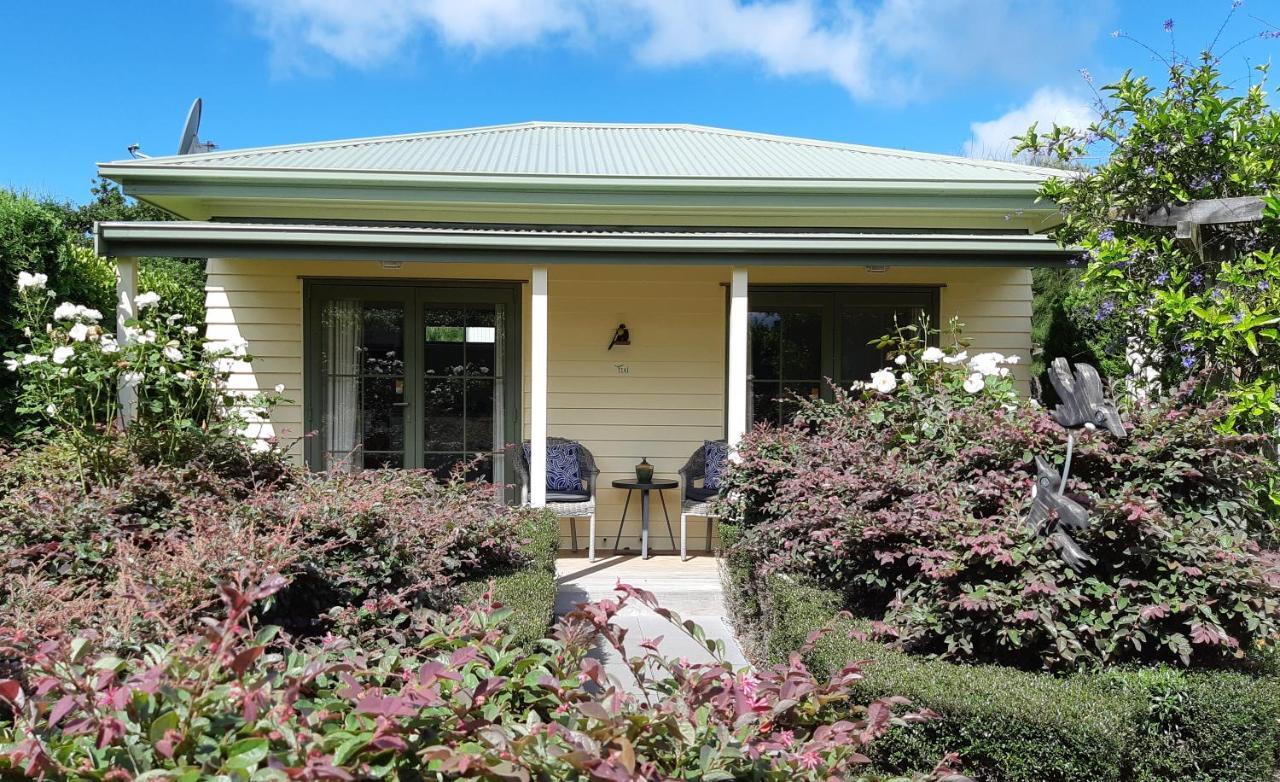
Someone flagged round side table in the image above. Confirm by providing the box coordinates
[610,478,678,559]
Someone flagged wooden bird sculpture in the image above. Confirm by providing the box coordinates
[1048,357,1126,437]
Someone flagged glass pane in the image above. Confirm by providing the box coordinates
[840,306,923,384]
[424,307,466,376]
[319,299,405,471]
[361,303,406,375]
[424,378,464,452]
[751,381,783,427]
[782,382,821,423]
[780,310,823,380]
[466,307,498,377]
[749,311,781,381]
[363,452,403,470]
[465,379,496,452]
[422,452,464,481]
[362,377,405,452]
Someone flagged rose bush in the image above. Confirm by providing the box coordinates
[3,275,283,481]
[724,323,1279,670]
[0,573,956,782]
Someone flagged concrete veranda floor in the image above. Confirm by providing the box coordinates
[554,553,750,687]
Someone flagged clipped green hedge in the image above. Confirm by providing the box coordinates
[740,566,1280,782]
[460,509,559,648]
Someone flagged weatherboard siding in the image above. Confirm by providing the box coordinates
[205,259,1031,551]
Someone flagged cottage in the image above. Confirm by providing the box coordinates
[95,122,1069,554]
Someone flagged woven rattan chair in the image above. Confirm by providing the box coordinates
[677,441,726,561]
[507,437,600,558]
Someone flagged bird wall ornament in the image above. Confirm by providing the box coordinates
[1025,359,1126,571]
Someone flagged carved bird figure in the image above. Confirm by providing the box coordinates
[1048,357,1126,437]
[1026,455,1094,570]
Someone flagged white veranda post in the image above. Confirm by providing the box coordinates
[530,266,548,507]
[727,267,749,454]
[115,257,138,425]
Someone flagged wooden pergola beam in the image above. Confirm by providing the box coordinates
[1114,195,1264,228]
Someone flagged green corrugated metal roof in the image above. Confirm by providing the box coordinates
[106,122,1065,183]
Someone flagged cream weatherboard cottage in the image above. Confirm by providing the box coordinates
[95,122,1069,553]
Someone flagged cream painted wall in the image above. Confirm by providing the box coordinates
[206,259,1032,552]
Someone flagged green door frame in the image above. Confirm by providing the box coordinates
[303,278,523,473]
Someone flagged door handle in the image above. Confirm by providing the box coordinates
[392,402,409,407]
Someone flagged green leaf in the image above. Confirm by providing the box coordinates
[149,710,180,744]
[225,738,270,770]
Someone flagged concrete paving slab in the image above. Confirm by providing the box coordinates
[554,554,749,689]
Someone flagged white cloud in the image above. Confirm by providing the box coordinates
[232,0,1113,104]
[232,0,584,71]
[963,87,1094,160]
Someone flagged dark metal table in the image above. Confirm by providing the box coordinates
[609,478,678,559]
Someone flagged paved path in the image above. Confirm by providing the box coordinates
[555,553,750,688]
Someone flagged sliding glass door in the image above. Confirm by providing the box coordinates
[748,286,938,426]
[307,282,520,486]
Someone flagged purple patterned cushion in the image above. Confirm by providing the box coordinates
[703,440,729,490]
[523,442,582,492]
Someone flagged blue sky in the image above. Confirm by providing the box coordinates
[3,0,1276,203]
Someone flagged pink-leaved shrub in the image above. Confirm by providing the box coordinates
[0,573,958,782]
[724,322,1279,671]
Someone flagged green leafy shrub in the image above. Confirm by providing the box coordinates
[723,323,1279,670]
[1017,52,1280,431]
[0,575,954,782]
[739,573,1280,782]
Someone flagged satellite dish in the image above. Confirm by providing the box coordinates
[177,98,216,155]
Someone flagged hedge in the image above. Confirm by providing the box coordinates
[724,528,1280,782]
[460,508,560,648]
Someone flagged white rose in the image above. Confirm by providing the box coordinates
[901,372,914,385]
[134,291,161,309]
[869,368,898,394]
[183,325,199,335]
[251,440,272,454]
[16,271,48,291]
[3,359,17,372]
[969,352,1006,377]
[79,308,103,322]
[273,383,286,393]
[21,354,46,365]
[122,372,143,384]
[963,372,985,394]
[52,346,74,365]
[943,351,969,365]
[166,314,183,324]
[45,403,57,415]
[163,345,183,362]
[99,338,119,354]
[136,330,157,345]
[1005,355,1020,364]
[68,323,90,342]
[894,354,908,366]
[921,347,945,363]
[53,302,80,321]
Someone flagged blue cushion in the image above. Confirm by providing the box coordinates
[522,442,582,492]
[703,440,729,490]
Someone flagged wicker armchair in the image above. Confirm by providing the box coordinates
[506,437,600,558]
[677,441,726,561]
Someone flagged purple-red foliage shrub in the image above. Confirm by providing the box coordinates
[725,377,1279,671]
[0,440,538,645]
[0,574,957,782]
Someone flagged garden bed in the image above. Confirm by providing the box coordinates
[723,538,1280,782]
